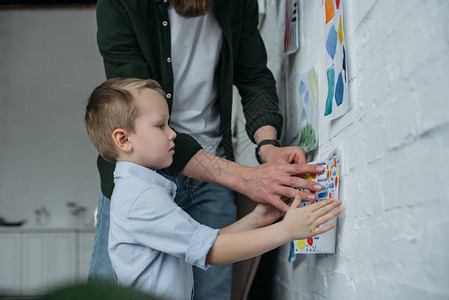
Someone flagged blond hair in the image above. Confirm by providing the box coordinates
[85,78,165,162]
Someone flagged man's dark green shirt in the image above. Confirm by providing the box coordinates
[96,0,283,198]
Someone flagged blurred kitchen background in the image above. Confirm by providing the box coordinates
[0,2,103,297]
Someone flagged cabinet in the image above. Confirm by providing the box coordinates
[0,233,21,293]
[0,228,95,296]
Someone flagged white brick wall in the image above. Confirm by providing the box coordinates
[233,0,449,298]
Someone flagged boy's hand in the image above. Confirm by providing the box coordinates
[282,194,342,241]
[252,203,285,227]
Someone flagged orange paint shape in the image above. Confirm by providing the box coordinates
[325,0,335,24]
[335,177,338,188]
[312,174,317,179]
[338,15,344,44]
[336,0,341,9]
[334,157,337,167]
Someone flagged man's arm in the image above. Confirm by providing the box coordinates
[181,150,323,212]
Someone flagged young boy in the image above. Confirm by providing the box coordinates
[85,78,342,300]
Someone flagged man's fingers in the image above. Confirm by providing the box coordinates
[268,197,290,213]
[282,163,325,176]
[296,190,317,201]
[283,175,322,192]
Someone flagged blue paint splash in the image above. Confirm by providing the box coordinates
[342,45,347,81]
[300,81,306,94]
[304,91,309,104]
[325,66,335,116]
[335,72,344,106]
[326,25,338,59]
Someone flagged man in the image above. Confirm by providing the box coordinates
[89,0,323,299]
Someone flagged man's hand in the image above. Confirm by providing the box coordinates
[259,144,307,165]
[182,149,324,213]
[235,163,324,213]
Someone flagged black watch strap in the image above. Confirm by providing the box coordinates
[255,139,280,164]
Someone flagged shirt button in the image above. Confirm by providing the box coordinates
[163,0,167,2]
[162,21,168,26]
[167,57,171,63]
[166,93,172,99]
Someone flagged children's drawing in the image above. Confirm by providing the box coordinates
[279,58,299,146]
[324,0,349,120]
[297,68,319,152]
[284,0,300,54]
[294,148,341,254]
[325,0,335,24]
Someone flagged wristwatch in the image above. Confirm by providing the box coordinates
[255,139,280,164]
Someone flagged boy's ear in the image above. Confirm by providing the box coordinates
[112,128,133,153]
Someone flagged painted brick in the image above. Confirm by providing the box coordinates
[249,0,449,299]
[363,114,387,163]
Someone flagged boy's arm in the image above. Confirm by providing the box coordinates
[206,197,342,266]
[219,204,284,234]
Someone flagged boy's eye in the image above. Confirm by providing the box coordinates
[159,124,165,129]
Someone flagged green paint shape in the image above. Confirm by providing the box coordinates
[325,66,335,116]
[298,124,317,152]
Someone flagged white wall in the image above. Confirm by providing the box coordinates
[234,0,449,299]
[0,8,104,228]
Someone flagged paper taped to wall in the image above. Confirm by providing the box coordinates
[294,148,341,254]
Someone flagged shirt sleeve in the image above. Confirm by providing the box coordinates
[127,187,219,270]
[233,0,283,143]
[96,0,150,79]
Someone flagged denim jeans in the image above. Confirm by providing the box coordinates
[87,193,114,283]
[88,174,237,300]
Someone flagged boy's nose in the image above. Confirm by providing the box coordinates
[169,127,176,140]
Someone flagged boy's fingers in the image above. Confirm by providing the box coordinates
[315,208,342,225]
[310,198,335,212]
[289,193,302,209]
[314,223,335,235]
[314,199,342,216]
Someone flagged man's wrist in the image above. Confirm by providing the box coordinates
[255,139,280,164]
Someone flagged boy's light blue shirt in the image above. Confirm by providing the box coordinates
[109,161,219,300]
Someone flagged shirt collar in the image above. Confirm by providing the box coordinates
[114,161,177,194]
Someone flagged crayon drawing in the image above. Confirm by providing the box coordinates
[284,0,300,54]
[324,0,349,120]
[298,68,319,152]
[294,148,341,254]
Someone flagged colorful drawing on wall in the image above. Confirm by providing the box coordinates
[284,0,300,54]
[325,0,335,24]
[297,68,319,152]
[294,148,341,254]
[324,0,349,120]
[279,58,299,146]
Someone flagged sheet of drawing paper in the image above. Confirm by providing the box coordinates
[294,148,341,254]
[323,0,349,120]
[284,0,300,54]
[298,68,319,152]
[279,58,301,146]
